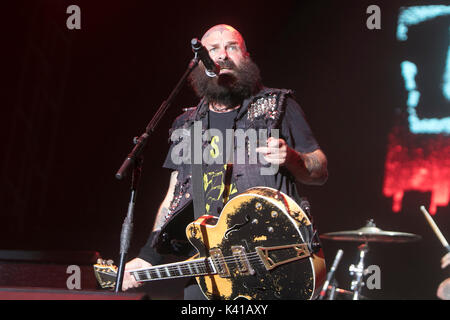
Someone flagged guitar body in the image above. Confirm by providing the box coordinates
[186,186,326,300]
[93,186,326,300]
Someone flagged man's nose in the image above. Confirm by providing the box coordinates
[216,48,229,61]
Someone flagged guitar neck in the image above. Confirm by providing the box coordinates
[129,257,217,282]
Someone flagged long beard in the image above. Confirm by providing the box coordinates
[188,57,262,109]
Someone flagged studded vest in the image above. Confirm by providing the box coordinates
[152,87,300,253]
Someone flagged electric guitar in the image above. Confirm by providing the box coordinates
[94,186,326,300]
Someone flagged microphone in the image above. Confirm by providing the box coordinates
[191,38,220,77]
[318,249,344,300]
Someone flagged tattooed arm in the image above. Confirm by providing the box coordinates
[152,170,179,232]
[256,137,328,186]
[286,147,328,186]
[123,170,179,291]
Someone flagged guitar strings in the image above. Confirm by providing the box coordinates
[132,246,311,280]
[132,252,266,279]
[132,252,262,275]
[133,248,309,279]
[133,255,308,281]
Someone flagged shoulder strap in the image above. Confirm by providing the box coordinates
[190,123,205,218]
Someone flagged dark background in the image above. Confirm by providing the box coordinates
[1,0,449,299]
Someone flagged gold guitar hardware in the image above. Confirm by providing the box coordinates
[256,243,311,271]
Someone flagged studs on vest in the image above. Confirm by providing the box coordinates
[247,94,278,121]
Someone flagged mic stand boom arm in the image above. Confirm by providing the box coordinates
[113,55,199,293]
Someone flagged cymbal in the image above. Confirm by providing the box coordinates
[320,220,422,243]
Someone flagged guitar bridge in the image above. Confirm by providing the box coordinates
[255,243,311,271]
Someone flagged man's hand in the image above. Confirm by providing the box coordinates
[437,278,450,300]
[255,137,288,165]
[436,253,450,300]
[122,258,152,291]
[256,137,328,185]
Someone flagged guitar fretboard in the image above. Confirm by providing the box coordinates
[130,258,216,281]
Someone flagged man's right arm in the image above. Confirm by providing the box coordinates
[122,171,178,291]
[151,170,178,232]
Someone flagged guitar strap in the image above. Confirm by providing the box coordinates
[190,124,206,219]
[222,163,233,204]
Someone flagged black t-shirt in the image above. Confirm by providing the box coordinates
[163,97,320,215]
[202,109,239,216]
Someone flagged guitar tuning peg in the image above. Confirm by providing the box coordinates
[106,259,114,266]
[97,258,104,264]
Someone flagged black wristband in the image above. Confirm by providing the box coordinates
[137,231,163,265]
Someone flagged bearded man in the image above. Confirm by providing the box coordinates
[122,24,328,299]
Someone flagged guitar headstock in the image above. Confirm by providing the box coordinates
[93,258,117,289]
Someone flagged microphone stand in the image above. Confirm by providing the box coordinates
[349,242,369,300]
[318,249,343,300]
[328,278,338,300]
[113,53,200,293]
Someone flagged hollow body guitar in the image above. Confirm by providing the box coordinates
[95,187,326,300]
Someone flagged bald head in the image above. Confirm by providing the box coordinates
[201,24,248,56]
[188,24,262,107]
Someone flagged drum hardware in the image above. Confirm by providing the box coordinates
[318,249,343,300]
[320,219,421,300]
[324,284,368,300]
[320,219,421,243]
[348,242,369,300]
[327,279,338,300]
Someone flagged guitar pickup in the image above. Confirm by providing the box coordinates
[255,243,311,271]
[209,248,230,278]
[231,245,255,275]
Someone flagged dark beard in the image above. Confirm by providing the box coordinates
[188,57,262,109]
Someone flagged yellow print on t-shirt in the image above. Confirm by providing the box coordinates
[203,164,237,215]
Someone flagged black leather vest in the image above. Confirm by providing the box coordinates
[153,87,301,252]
